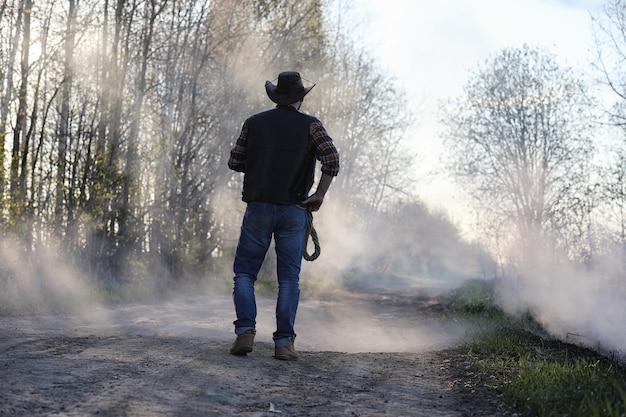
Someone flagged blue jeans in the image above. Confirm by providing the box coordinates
[232,202,307,347]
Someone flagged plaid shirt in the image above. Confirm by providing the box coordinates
[228,116,340,177]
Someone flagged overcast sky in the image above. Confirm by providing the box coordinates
[358,0,606,225]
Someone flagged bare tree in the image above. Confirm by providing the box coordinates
[0,0,21,214]
[591,0,626,127]
[591,0,626,258]
[55,0,77,234]
[9,0,32,225]
[441,44,596,262]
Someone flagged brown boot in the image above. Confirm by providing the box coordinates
[274,338,298,361]
[229,330,255,355]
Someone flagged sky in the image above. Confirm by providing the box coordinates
[359,0,606,226]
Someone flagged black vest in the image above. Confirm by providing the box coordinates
[241,106,316,204]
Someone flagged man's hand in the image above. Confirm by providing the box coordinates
[302,173,333,212]
[301,193,324,212]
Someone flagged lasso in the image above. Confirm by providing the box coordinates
[303,209,320,261]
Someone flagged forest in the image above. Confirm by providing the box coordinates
[0,0,427,285]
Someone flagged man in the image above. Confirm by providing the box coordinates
[227,71,340,360]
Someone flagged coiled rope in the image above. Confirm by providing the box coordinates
[303,209,320,261]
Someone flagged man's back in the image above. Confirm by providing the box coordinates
[242,106,316,205]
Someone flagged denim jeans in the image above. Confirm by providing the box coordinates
[232,202,307,347]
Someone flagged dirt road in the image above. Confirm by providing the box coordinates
[0,293,510,416]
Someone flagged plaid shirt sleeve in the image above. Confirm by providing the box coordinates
[310,118,340,177]
[228,121,248,172]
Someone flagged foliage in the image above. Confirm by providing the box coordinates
[464,318,626,417]
[449,278,503,316]
[448,275,626,416]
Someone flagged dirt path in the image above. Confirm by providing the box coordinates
[0,294,510,416]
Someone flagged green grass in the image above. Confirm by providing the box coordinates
[453,279,626,417]
[465,322,626,416]
[450,278,502,317]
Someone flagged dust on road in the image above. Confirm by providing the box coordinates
[0,293,511,416]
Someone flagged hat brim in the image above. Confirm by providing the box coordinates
[265,81,314,105]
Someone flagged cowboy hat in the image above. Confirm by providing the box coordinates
[265,71,315,105]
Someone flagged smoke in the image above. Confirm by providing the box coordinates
[496,247,626,358]
[299,199,367,282]
[0,179,495,355]
[247,294,472,353]
[4,180,621,358]
[299,196,494,295]
[0,189,478,355]
[294,191,626,357]
[0,236,101,314]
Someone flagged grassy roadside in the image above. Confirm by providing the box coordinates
[451,279,626,417]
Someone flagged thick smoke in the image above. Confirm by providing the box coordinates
[0,237,100,313]
[497,249,626,358]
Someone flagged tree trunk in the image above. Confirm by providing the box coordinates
[55,0,77,235]
[10,0,32,226]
